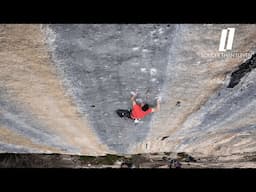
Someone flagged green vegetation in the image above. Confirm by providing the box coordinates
[79,154,125,165]
[177,152,197,162]
[79,156,96,163]
[164,152,171,156]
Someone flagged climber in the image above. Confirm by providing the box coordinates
[116,91,161,123]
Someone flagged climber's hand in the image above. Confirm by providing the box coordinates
[130,91,137,96]
[155,96,162,103]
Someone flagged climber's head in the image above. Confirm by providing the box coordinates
[141,103,149,111]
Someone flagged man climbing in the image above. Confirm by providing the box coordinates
[116,91,161,123]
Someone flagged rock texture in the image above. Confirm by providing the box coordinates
[1,24,256,163]
[0,25,110,155]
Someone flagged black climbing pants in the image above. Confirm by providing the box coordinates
[116,109,132,119]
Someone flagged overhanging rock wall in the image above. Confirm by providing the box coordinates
[0,24,256,156]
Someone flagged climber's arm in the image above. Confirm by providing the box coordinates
[131,95,136,106]
[130,92,137,106]
[152,98,161,112]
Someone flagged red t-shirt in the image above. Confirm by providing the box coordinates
[130,104,152,119]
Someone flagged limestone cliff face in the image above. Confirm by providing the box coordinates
[0,24,256,158]
[131,24,256,156]
[0,25,110,155]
